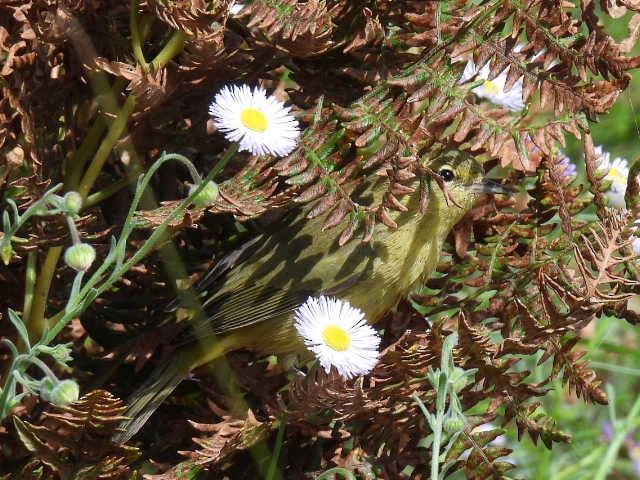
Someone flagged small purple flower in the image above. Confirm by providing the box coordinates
[558,156,577,179]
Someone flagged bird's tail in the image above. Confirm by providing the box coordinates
[113,338,229,444]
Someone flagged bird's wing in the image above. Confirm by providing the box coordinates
[203,282,314,334]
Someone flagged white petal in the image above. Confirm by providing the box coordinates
[209,84,300,157]
[294,296,381,379]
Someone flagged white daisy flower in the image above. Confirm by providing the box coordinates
[294,296,381,379]
[459,60,525,112]
[594,145,629,208]
[209,84,300,157]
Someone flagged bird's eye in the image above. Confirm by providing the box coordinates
[438,168,455,182]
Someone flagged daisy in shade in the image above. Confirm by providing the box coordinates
[294,296,381,379]
[594,145,629,209]
[209,84,300,157]
[459,59,525,112]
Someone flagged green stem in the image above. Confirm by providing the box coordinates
[130,0,147,67]
[22,252,37,324]
[265,414,287,480]
[22,22,189,350]
[65,78,128,190]
[83,173,139,210]
[65,117,106,190]
[151,30,189,71]
[43,144,238,345]
[66,216,82,245]
[78,95,138,199]
[26,246,63,343]
[29,356,60,383]
[431,409,443,480]
[594,394,640,480]
[315,468,357,480]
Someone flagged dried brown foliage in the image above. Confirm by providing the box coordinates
[11,390,140,480]
[3,0,640,478]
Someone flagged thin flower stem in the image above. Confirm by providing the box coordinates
[431,409,444,480]
[83,172,139,210]
[0,368,16,419]
[22,252,37,324]
[29,356,60,383]
[43,143,239,345]
[19,22,189,352]
[315,467,357,480]
[265,414,287,480]
[594,393,640,480]
[65,216,82,245]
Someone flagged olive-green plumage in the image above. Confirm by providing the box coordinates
[114,149,497,442]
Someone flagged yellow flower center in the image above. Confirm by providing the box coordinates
[240,108,269,132]
[609,168,623,180]
[482,79,501,96]
[322,325,351,351]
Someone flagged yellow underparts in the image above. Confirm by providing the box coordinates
[322,325,351,351]
[241,108,269,132]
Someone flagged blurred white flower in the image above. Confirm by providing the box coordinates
[459,60,524,111]
[294,296,381,379]
[209,84,300,157]
[594,145,629,208]
[229,2,244,15]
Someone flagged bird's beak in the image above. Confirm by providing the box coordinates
[468,179,516,195]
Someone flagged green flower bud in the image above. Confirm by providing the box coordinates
[444,414,465,433]
[38,377,56,400]
[449,366,470,394]
[46,379,80,406]
[64,243,96,272]
[35,343,73,365]
[64,191,83,214]
[189,181,219,208]
[0,242,14,265]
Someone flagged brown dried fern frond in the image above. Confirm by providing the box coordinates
[241,0,335,57]
[146,410,272,479]
[145,0,227,35]
[503,400,571,448]
[13,390,140,480]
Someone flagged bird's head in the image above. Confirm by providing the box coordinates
[427,149,512,224]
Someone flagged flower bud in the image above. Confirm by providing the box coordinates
[35,343,73,364]
[38,377,56,400]
[449,366,470,394]
[189,181,219,208]
[47,379,80,406]
[64,191,83,214]
[0,243,14,265]
[444,415,465,433]
[64,243,96,272]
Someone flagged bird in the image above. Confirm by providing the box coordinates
[113,148,510,443]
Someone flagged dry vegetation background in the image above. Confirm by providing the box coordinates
[3,0,640,478]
